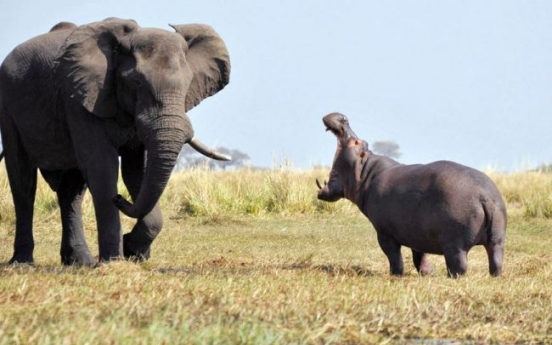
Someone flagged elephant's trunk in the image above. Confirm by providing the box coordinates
[114,114,190,219]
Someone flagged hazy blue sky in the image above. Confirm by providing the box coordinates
[1,1,551,171]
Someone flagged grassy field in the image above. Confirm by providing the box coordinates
[0,166,551,344]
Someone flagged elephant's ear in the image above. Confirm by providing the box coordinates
[55,18,138,117]
[170,24,231,112]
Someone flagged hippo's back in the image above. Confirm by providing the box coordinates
[365,160,505,254]
[378,160,502,203]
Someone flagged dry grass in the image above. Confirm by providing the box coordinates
[0,166,551,344]
[161,165,354,217]
[488,170,552,219]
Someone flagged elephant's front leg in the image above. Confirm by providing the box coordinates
[87,162,123,261]
[123,206,163,261]
[120,147,163,261]
[56,169,97,266]
[68,116,123,261]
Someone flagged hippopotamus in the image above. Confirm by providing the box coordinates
[316,112,507,277]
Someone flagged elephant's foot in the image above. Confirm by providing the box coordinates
[123,232,152,262]
[9,246,34,265]
[9,255,34,265]
[60,250,98,266]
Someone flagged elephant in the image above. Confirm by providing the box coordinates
[0,18,231,265]
[316,112,507,277]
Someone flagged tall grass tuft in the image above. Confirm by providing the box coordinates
[488,169,552,218]
[0,164,552,223]
[162,165,354,218]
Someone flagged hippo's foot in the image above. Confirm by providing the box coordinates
[419,266,434,276]
[412,250,434,276]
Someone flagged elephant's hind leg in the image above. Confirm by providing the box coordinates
[56,169,97,266]
[3,132,37,264]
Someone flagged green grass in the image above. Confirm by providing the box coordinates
[0,166,551,344]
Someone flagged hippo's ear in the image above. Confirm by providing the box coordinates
[360,142,369,159]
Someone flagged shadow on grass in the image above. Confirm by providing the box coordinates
[309,264,375,277]
[0,262,100,275]
[283,253,375,276]
[0,257,375,278]
[152,257,375,277]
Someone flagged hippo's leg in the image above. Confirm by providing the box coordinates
[412,250,433,276]
[442,246,468,278]
[376,232,404,275]
[485,242,504,277]
[484,217,506,277]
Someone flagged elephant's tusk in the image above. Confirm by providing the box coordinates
[188,137,232,161]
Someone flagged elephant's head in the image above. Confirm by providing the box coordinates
[316,112,368,202]
[55,18,231,218]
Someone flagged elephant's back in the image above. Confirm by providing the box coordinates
[1,29,70,84]
[0,30,70,122]
[0,29,78,171]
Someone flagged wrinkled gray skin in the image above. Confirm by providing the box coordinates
[0,18,231,265]
[317,113,507,277]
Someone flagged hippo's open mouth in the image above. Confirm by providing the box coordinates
[322,112,358,142]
